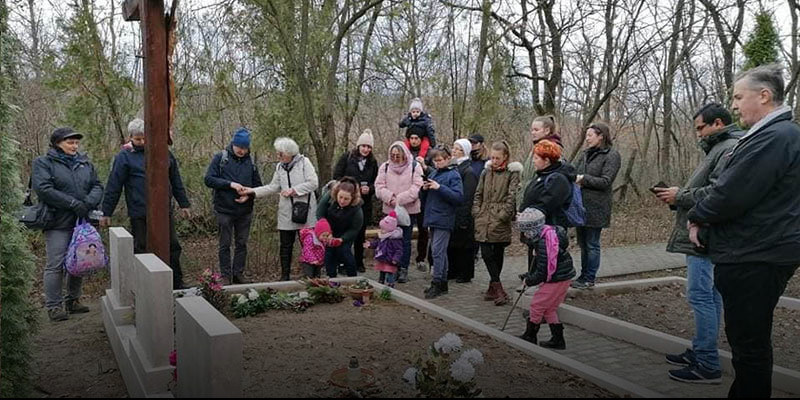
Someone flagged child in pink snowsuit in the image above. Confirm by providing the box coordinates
[299,218,334,278]
[364,211,404,287]
[517,208,576,350]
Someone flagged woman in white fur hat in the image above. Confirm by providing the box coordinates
[332,129,379,272]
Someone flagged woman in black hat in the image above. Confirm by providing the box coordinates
[32,128,104,321]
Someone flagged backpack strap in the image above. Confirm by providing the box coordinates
[217,150,228,176]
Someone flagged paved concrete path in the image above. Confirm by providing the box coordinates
[359,242,791,397]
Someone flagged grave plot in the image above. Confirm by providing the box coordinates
[231,300,614,398]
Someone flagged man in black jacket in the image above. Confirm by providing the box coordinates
[204,128,263,284]
[658,104,742,384]
[687,64,800,397]
[101,118,192,289]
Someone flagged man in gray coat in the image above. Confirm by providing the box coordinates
[655,103,741,384]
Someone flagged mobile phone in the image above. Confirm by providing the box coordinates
[649,181,668,193]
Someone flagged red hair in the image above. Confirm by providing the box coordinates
[533,139,562,163]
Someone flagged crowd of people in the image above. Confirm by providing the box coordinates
[31,65,800,397]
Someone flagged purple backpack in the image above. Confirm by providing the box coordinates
[66,219,108,277]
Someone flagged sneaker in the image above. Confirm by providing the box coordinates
[570,280,594,289]
[668,364,722,385]
[397,269,409,283]
[48,307,69,322]
[416,261,428,272]
[65,300,89,314]
[666,349,696,366]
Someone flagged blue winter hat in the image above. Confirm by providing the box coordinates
[232,128,251,148]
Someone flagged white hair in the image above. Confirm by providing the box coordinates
[128,118,145,137]
[273,137,300,156]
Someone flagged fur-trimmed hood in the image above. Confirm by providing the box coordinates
[484,159,523,173]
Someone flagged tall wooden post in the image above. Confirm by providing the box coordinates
[126,0,170,264]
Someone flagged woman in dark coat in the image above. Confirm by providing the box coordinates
[32,127,104,321]
[518,140,574,228]
[332,129,379,273]
[447,139,479,283]
[572,123,621,289]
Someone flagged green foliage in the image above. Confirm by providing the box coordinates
[231,288,313,318]
[743,12,780,70]
[1,2,40,396]
[50,1,136,152]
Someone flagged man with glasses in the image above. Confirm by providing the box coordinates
[654,103,742,384]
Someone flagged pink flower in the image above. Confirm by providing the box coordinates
[209,283,223,291]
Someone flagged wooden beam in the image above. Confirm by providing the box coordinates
[141,0,170,266]
[123,0,140,21]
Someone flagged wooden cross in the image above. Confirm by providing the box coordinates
[123,0,170,265]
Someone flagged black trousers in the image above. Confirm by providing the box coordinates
[715,262,797,398]
[354,205,371,270]
[279,229,300,280]
[480,242,509,283]
[130,215,183,288]
[216,212,253,278]
[447,245,475,281]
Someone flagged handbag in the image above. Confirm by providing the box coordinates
[287,160,311,224]
[18,176,53,230]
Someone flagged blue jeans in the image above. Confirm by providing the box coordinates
[325,242,356,277]
[576,227,602,283]
[400,215,416,272]
[430,229,451,283]
[687,255,723,371]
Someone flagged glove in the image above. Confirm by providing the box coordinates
[72,200,89,218]
[518,272,538,287]
[328,238,343,248]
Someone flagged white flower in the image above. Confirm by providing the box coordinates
[434,333,463,354]
[237,294,248,304]
[459,349,484,365]
[402,367,418,388]
[298,291,309,299]
[449,358,475,383]
[247,289,259,301]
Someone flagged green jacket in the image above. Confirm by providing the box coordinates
[666,125,742,256]
[472,161,523,243]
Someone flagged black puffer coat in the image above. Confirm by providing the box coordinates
[449,159,479,249]
[519,161,575,228]
[523,225,576,285]
[333,149,379,220]
[32,149,104,231]
[574,146,621,228]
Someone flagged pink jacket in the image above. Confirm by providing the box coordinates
[375,141,425,215]
[299,228,325,266]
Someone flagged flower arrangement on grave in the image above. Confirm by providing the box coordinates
[303,278,345,304]
[231,288,313,318]
[198,268,227,311]
[350,279,373,290]
[402,333,483,398]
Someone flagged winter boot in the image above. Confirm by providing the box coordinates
[424,281,444,299]
[494,283,510,306]
[540,323,566,350]
[66,299,90,314]
[520,320,540,344]
[397,268,409,283]
[483,282,498,301]
[440,280,449,294]
[280,264,291,281]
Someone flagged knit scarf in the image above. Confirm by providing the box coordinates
[281,154,303,171]
[542,225,559,282]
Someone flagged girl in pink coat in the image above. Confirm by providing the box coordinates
[375,141,424,283]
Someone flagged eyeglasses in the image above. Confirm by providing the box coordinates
[695,123,708,132]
